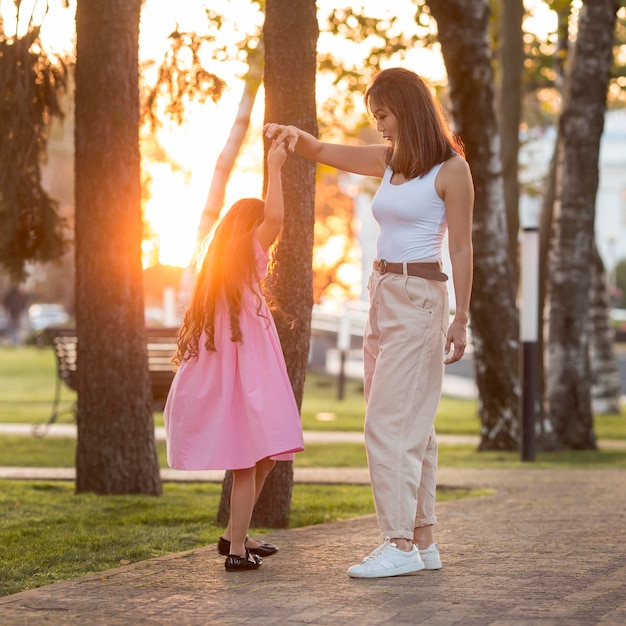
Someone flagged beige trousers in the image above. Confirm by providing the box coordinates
[363,267,449,540]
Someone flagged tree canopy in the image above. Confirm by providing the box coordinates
[0,22,68,281]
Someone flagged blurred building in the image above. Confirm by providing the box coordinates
[520,109,626,273]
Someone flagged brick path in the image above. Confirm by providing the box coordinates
[1,467,625,625]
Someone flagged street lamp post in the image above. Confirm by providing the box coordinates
[520,225,539,462]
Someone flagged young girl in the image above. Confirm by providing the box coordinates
[164,139,304,572]
[265,68,474,578]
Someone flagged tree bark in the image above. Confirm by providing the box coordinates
[217,0,318,528]
[590,243,621,415]
[547,0,619,449]
[497,0,524,285]
[537,118,561,443]
[427,0,520,450]
[535,2,574,445]
[74,0,161,494]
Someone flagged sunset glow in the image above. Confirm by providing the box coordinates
[139,0,266,267]
[3,0,561,284]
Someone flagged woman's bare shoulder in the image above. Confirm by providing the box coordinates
[435,154,473,200]
[441,153,471,175]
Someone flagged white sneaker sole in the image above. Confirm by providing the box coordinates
[347,560,425,579]
[421,560,442,570]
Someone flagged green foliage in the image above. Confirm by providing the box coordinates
[315,2,626,130]
[0,27,69,282]
[142,26,226,130]
[141,1,266,131]
[316,4,437,130]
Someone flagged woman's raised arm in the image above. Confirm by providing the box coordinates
[264,123,387,179]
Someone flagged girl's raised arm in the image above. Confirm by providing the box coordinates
[264,123,387,179]
[256,140,287,250]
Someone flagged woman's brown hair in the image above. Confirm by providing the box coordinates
[365,68,465,179]
[173,198,267,365]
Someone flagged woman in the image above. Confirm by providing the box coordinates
[265,67,473,578]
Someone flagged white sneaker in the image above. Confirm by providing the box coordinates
[418,543,442,570]
[347,539,425,578]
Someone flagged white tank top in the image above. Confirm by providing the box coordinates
[371,163,447,262]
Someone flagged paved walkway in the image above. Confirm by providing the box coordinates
[1,465,625,625]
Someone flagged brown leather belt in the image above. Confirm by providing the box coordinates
[373,259,448,282]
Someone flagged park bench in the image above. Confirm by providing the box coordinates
[34,326,179,437]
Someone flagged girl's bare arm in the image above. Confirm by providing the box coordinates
[256,140,287,250]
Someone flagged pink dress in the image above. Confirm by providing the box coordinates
[164,240,304,470]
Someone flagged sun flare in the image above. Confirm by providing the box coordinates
[3,0,564,295]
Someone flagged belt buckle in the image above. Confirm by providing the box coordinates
[378,259,387,274]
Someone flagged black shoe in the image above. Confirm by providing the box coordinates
[224,549,262,571]
[218,536,279,557]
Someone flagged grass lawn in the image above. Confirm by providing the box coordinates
[1,345,625,597]
[0,346,482,434]
[0,345,65,423]
[1,344,625,470]
[2,345,625,440]
[0,480,484,597]
[2,436,624,469]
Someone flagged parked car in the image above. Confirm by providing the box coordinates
[28,303,71,331]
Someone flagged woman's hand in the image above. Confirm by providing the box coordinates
[444,317,468,365]
[264,123,300,153]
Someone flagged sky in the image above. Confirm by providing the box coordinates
[136,0,452,268]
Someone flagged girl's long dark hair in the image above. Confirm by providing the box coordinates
[365,68,465,179]
[173,198,266,365]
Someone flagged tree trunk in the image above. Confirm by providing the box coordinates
[537,120,561,444]
[590,243,621,415]
[427,0,520,450]
[497,0,524,285]
[74,0,161,494]
[217,0,318,528]
[535,3,574,445]
[547,0,619,449]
